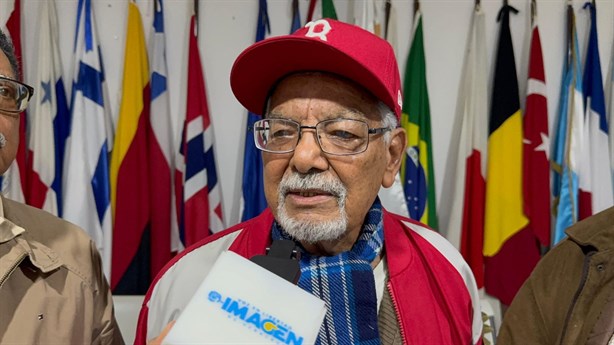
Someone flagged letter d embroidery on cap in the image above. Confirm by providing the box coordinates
[305,19,332,41]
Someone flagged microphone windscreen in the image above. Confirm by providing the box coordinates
[163,251,325,345]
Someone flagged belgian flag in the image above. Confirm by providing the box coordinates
[483,4,534,306]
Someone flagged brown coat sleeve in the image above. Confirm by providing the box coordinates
[497,240,584,345]
[90,240,125,345]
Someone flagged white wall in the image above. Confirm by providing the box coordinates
[8,0,614,227]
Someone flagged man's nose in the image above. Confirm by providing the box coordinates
[290,129,328,173]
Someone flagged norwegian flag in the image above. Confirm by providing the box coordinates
[176,16,224,248]
[1,0,27,203]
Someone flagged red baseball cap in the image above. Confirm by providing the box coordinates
[230,19,403,120]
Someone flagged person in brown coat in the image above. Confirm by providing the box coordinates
[498,206,614,344]
[0,28,124,344]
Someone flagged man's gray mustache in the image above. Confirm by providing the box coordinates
[278,173,347,198]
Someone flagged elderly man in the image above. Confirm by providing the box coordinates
[0,30,123,343]
[137,19,481,345]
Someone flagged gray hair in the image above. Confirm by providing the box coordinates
[0,29,20,79]
[377,101,398,144]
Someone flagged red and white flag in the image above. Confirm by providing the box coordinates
[176,16,224,247]
[148,0,175,276]
[439,5,487,287]
[522,19,550,248]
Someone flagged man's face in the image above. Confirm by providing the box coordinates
[0,51,20,175]
[263,73,405,248]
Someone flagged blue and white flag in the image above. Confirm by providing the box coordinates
[581,2,613,216]
[552,5,584,244]
[62,0,113,276]
[27,0,69,217]
[240,0,270,221]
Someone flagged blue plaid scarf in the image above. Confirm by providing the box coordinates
[272,199,384,345]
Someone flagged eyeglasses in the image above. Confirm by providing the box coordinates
[0,76,34,114]
[253,118,391,156]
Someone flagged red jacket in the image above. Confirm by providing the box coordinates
[135,209,482,344]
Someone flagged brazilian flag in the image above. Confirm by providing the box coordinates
[322,0,338,19]
[401,10,438,229]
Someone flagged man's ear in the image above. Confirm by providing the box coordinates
[382,127,406,188]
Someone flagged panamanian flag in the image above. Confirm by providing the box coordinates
[63,0,113,276]
[27,0,70,217]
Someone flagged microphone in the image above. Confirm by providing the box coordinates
[162,243,326,345]
[250,240,301,284]
[0,133,7,148]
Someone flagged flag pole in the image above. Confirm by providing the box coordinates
[531,0,536,26]
[384,0,391,39]
[566,2,574,94]
[194,0,199,34]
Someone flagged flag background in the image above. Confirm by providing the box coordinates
[580,2,613,219]
[552,5,584,245]
[439,5,487,288]
[11,0,613,239]
[240,0,270,222]
[27,0,69,217]
[7,4,614,335]
[62,0,113,276]
[110,2,151,294]
[483,4,531,306]
[522,17,551,250]
[176,15,225,248]
[401,10,438,229]
[148,0,176,280]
